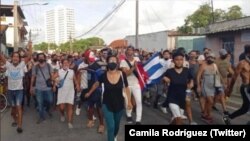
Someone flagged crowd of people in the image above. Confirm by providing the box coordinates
[0,44,250,141]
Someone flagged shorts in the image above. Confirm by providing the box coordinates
[7,90,24,107]
[85,90,102,108]
[215,87,224,94]
[169,103,184,118]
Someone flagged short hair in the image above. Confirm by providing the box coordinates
[163,49,170,54]
[37,53,47,59]
[11,51,21,60]
[106,55,119,63]
[244,44,250,54]
[172,52,185,59]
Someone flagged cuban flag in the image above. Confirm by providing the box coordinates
[136,52,167,90]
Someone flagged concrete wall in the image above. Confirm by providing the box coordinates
[125,31,168,52]
[205,30,250,65]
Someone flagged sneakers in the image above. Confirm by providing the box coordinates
[87,120,94,128]
[201,116,213,124]
[114,136,117,141]
[98,125,105,134]
[60,116,66,122]
[126,117,133,124]
[47,111,53,118]
[190,121,198,125]
[181,115,187,120]
[11,122,17,127]
[222,115,231,125]
[17,127,23,133]
[223,111,230,116]
[75,107,81,116]
[212,106,219,111]
[68,123,73,129]
[135,122,141,125]
[36,118,45,124]
[93,115,97,121]
[160,106,168,114]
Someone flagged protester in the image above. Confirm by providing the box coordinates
[1,52,27,133]
[86,55,132,141]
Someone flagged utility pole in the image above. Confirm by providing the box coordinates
[28,29,32,54]
[211,0,214,23]
[135,0,139,49]
[13,0,19,51]
[0,0,2,53]
[69,33,72,53]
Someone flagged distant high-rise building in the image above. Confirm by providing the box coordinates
[45,6,75,45]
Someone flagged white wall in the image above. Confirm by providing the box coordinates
[2,17,14,47]
[125,31,168,52]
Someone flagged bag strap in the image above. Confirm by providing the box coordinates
[38,65,47,82]
[125,58,139,78]
[63,71,69,80]
[120,71,125,88]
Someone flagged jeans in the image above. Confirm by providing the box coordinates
[7,90,24,106]
[102,104,124,141]
[35,89,53,119]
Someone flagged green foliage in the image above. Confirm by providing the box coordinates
[225,5,243,20]
[33,37,105,53]
[178,4,244,33]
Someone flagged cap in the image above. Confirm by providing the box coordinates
[73,52,79,56]
[207,52,216,58]
[219,49,228,56]
[197,55,205,61]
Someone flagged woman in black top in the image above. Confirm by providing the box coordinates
[85,55,132,141]
[163,52,193,125]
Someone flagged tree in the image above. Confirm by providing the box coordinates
[225,5,243,20]
[33,42,48,52]
[178,4,244,33]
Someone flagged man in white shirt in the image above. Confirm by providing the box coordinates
[120,46,142,125]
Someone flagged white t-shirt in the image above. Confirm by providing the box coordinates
[78,62,88,89]
[6,61,27,90]
[159,59,172,71]
[120,57,140,86]
[50,62,60,71]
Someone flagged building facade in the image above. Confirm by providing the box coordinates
[0,4,27,54]
[205,16,250,66]
[124,30,205,53]
[45,6,75,45]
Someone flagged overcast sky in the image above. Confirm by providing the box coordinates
[2,0,250,45]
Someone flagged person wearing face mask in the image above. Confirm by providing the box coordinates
[197,52,220,124]
[86,55,132,141]
[83,49,105,134]
[30,53,54,124]
[55,59,80,129]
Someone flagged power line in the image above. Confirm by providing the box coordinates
[148,4,168,29]
[94,0,125,36]
[74,0,126,39]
